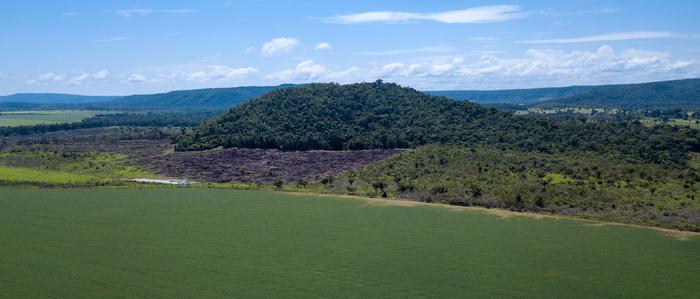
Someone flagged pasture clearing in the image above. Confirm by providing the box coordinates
[0,188,698,298]
[0,110,110,127]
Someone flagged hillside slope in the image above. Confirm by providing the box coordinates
[426,86,596,105]
[175,81,697,166]
[106,85,294,111]
[534,78,700,110]
[426,78,700,110]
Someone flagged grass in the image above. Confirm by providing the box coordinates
[0,110,111,127]
[0,166,97,184]
[0,187,698,298]
[0,151,152,185]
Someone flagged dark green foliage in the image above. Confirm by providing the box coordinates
[176,81,698,166]
[0,112,214,136]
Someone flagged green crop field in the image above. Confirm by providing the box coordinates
[0,110,108,127]
[0,188,698,298]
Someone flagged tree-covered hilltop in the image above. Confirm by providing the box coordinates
[174,81,698,165]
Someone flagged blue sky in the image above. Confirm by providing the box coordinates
[1,0,699,95]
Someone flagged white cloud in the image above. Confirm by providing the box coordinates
[371,45,700,89]
[38,72,65,82]
[115,9,153,17]
[518,31,677,44]
[97,37,130,42]
[356,46,454,56]
[184,66,257,82]
[314,42,332,50]
[67,73,91,85]
[92,70,110,79]
[261,37,299,56]
[327,5,524,24]
[122,74,150,84]
[266,60,358,82]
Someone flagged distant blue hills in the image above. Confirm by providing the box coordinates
[2,78,698,111]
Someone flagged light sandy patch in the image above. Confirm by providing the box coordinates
[278,190,698,240]
[583,222,699,241]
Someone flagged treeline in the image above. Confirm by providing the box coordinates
[176,81,699,166]
[0,112,214,137]
[320,145,700,231]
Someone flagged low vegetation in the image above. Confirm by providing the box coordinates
[1,188,698,298]
[0,150,150,185]
[0,110,107,127]
[318,145,700,231]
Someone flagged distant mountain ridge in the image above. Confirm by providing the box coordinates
[105,85,296,111]
[427,78,700,110]
[3,78,699,111]
[0,93,120,104]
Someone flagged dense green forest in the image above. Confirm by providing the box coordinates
[176,81,698,166]
[0,112,212,136]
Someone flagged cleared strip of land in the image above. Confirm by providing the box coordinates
[0,187,698,298]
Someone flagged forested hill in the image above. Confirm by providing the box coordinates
[425,86,596,105]
[534,78,700,110]
[105,85,295,111]
[175,81,698,166]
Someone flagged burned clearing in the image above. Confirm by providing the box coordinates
[150,147,402,183]
[0,128,402,184]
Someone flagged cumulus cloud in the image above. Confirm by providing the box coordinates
[28,70,110,85]
[261,37,299,56]
[314,42,333,50]
[67,73,91,85]
[518,31,677,44]
[266,60,358,82]
[371,45,700,88]
[38,72,65,82]
[327,5,524,24]
[122,73,150,83]
[119,65,257,84]
[92,69,110,79]
[184,66,258,82]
